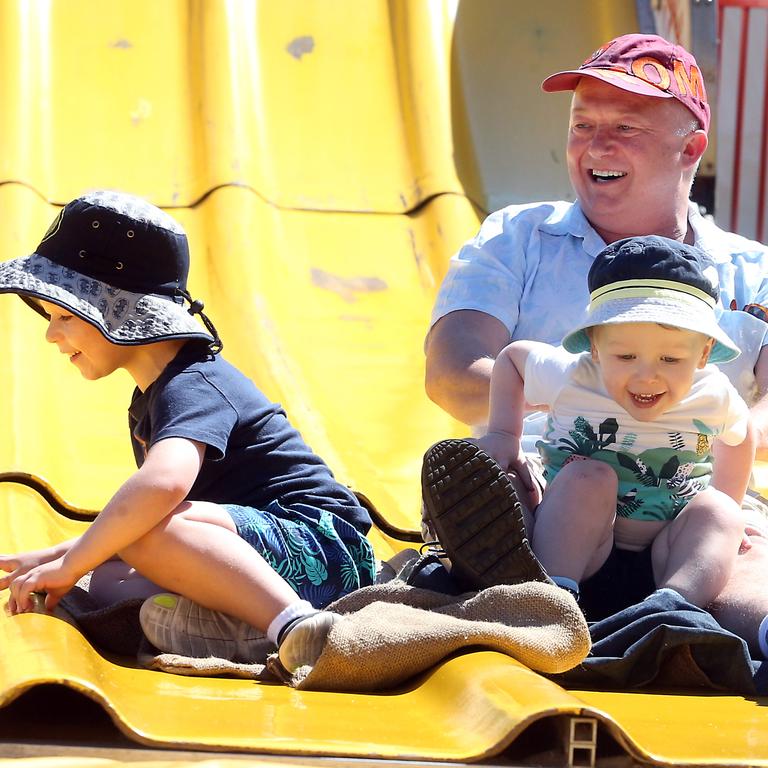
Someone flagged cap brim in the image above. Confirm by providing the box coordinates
[561,296,740,365]
[0,253,214,346]
[542,68,675,99]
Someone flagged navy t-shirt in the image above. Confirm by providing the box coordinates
[128,345,371,534]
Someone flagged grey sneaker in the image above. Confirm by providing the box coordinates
[277,611,342,673]
[421,438,552,590]
[139,593,266,661]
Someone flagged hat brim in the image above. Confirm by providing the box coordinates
[542,68,675,99]
[0,253,213,346]
[561,296,740,364]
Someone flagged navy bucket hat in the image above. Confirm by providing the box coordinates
[561,236,740,364]
[0,190,221,351]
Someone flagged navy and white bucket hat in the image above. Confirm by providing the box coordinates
[0,190,221,350]
[561,235,740,364]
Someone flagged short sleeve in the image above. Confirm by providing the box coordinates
[523,345,581,408]
[717,375,751,446]
[430,207,528,335]
[147,371,238,460]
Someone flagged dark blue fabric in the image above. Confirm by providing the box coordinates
[224,501,376,608]
[551,589,763,694]
[128,344,371,533]
[405,554,464,595]
[579,544,656,622]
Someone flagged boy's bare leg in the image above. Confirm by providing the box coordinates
[651,487,744,608]
[532,459,617,582]
[118,501,300,632]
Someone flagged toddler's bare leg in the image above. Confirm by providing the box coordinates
[532,459,617,582]
[651,487,744,608]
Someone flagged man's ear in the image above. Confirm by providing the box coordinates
[682,130,708,169]
[698,337,715,368]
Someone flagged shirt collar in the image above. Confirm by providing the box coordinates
[687,201,731,263]
[539,200,725,262]
[539,200,607,256]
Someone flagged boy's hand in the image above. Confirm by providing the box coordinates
[0,550,58,591]
[8,557,80,613]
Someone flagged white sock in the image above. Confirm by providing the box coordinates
[758,615,768,659]
[266,600,314,646]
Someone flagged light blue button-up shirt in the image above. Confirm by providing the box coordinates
[431,199,768,430]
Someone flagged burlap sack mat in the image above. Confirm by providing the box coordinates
[142,580,590,692]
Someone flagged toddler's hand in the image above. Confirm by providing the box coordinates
[472,431,522,473]
[472,432,541,510]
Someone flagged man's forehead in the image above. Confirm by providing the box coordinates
[569,78,678,115]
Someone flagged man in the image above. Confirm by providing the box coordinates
[423,33,768,658]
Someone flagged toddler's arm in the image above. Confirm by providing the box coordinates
[8,436,205,612]
[474,340,548,506]
[751,345,768,460]
[711,419,756,504]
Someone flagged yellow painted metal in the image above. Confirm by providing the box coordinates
[4,1,768,766]
[576,689,768,766]
[0,0,462,212]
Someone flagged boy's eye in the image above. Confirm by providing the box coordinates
[661,356,680,364]
[617,354,635,361]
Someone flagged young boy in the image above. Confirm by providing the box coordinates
[0,190,376,671]
[422,236,755,621]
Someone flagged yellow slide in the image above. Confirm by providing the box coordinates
[2,1,768,765]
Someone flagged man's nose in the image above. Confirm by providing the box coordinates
[588,127,614,157]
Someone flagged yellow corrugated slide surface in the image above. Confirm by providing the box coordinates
[2,1,768,765]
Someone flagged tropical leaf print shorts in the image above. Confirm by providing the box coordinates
[223,501,376,608]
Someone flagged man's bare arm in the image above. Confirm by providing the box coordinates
[424,310,510,425]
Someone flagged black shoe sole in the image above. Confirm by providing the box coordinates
[421,438,552,590]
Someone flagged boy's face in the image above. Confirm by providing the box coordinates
[39,300,134,381]
[589,321,714,421]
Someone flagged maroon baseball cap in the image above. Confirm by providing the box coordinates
[541,34,710,132]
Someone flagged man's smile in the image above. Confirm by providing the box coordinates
[590,168,628,182]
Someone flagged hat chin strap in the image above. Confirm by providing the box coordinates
[178,289,223,354]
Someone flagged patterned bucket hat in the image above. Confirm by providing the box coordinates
[0,190,220,350]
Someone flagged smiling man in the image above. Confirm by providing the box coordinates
[423,34,768,658]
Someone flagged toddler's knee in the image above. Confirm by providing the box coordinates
[560,458,617,494]
[687,493,744,537]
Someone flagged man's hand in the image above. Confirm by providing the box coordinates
[8,556,81,613]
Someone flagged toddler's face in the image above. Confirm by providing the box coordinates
[39,300,132,381]
[589,321,714,421]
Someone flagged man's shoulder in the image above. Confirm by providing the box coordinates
[493,199,576,225]
[691,206,768,259]
[479,200,588,244]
